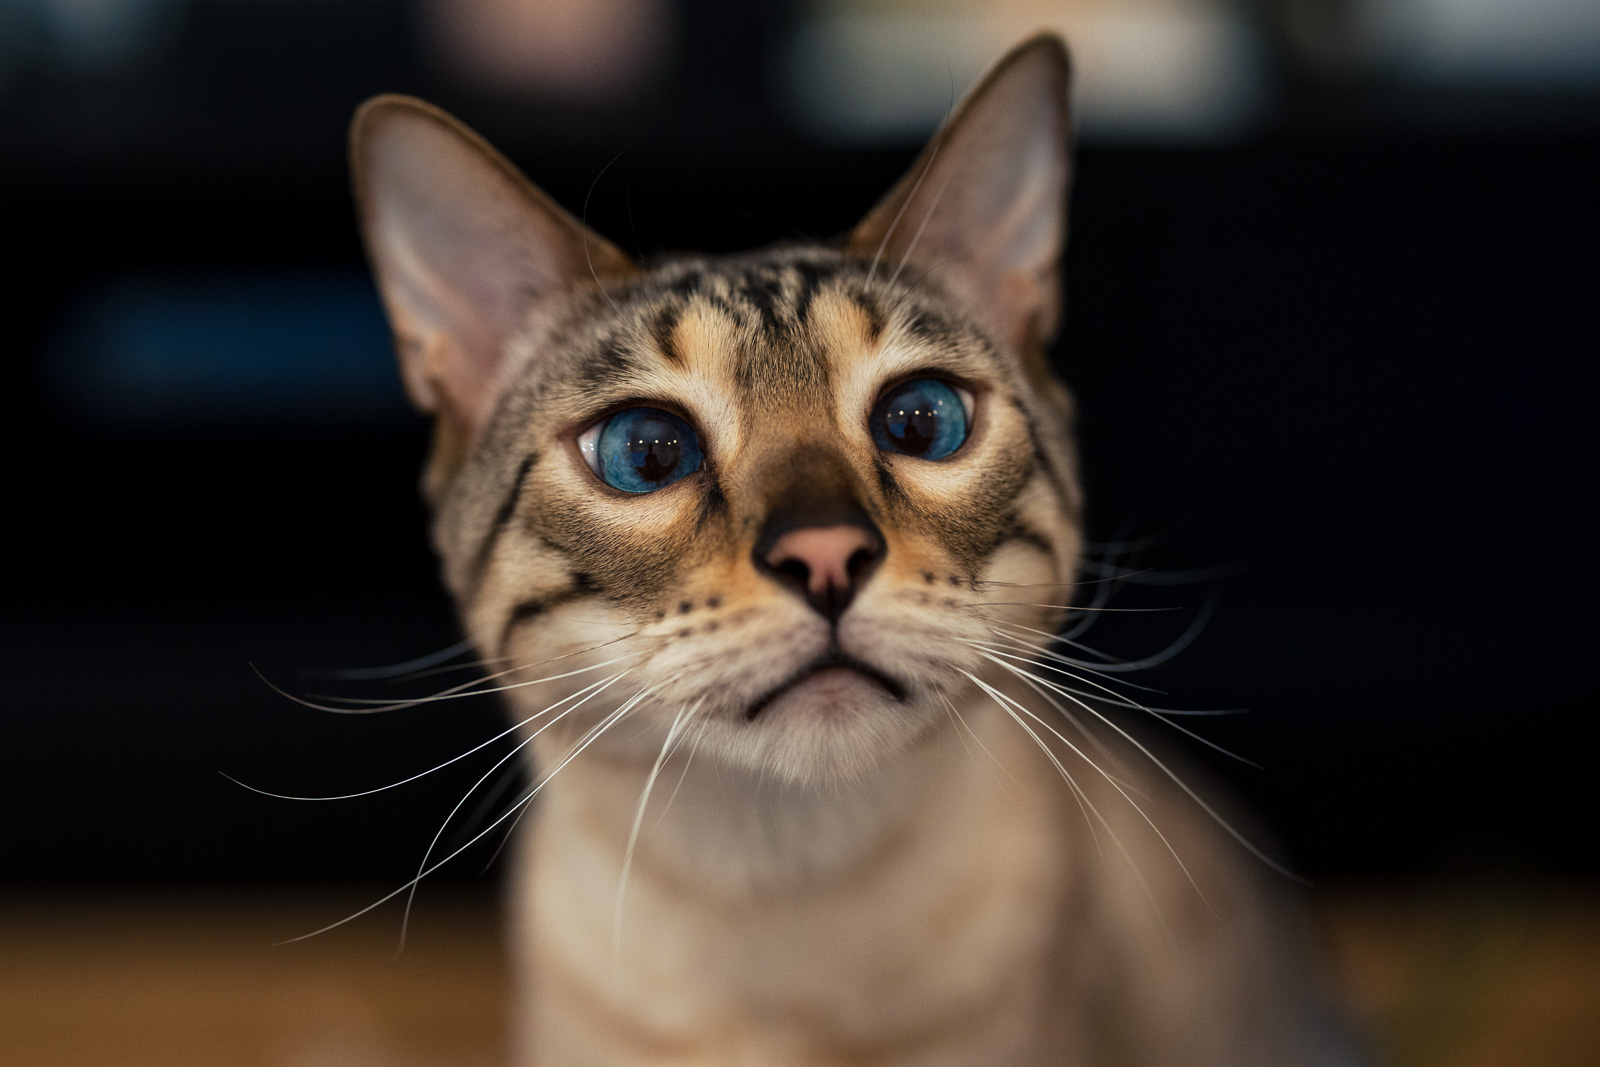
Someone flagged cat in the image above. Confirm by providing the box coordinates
[350,32,1359,1067]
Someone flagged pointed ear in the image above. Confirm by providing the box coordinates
[848,34,1071,374]
[351,95,633,442]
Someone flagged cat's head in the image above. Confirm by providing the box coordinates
[352,35,1083,784]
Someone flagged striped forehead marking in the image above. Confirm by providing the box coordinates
[574,256,893,406]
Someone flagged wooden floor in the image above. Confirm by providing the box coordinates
[1,884,1595,1067]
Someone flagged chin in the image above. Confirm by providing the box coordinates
[708,671,943,787]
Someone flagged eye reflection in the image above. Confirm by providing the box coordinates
[581,408,703,493]
[871,379,969,459]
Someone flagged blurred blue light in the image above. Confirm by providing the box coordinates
[48,269,415,432]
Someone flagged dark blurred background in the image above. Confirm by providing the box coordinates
[3,0,1596,896]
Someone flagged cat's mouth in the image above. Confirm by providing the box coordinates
[743,649,907,721]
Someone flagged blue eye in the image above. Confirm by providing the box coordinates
[871,378,970,460]
[579,407,703,493]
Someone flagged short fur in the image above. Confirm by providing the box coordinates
[351,34,1357,1067]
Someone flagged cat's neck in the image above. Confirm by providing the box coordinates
[527,695,1049,899]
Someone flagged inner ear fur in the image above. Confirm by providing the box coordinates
[350,95,634,487]
[848,34,1072,384]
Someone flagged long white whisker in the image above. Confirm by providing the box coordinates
[489,678,668,863]
[254,639,640,716]
[970,640,1258,766]
[397,671,640,949]
[1003,667,1140,788]
[939,689,977,762]
[866,111,951,286]
[967,662,1209,911]
[280,677,654,946]
[884,174,954,293]
[385,655,519,685]
[980,628,1179,700]
[964,632,1166,694]
[321,627,640,700]
[978,656,1303,882]
[224,670,634,802]
[963,672,1102,855]
[583,145,629,315]
[311,652,642,709]
[938,688,1018,788]
[1041,591,1220,674]
[613,701,697,960]
[655,719,708,829]
[314,637,477,681]
[975,639,1239,717]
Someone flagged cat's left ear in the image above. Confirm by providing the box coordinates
[351,95,634,449]
[848,34,1071,376]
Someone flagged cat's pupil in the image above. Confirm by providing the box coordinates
[885,401,937,455]
[872,378,966,460]
[626,417,681,482]
[592,406,702,493]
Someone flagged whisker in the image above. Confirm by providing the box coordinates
[993,625,1131,665]
[383,655,518,685]
[583,145,630,315]
[962,672,1105,857]
[654,719,706,830]
[939,689,977,762]
[1045,591,1220,675]
[938,688,1019,789]
[1001,666,1142,789]
[866,84,959,287]
[283,648,642,714]
[963,668,1205,918]
[398,672,646,949]
[490,672,683,857]
[454,762,526,864]
[222,669,635,802]
[1064,534,1131,640]
[968,640,1256,766]
[978,655,1303,882]
[310,637,477,681]
[972,641,1236,717]
[281,677,654,946]
[613,700,698,959]
[884,173,954,293]
[343,637,634,700]
[968,631,1167,694]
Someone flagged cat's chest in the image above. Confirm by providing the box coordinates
[514,717,1071,1064]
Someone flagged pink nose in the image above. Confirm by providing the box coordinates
[764,525,881,600]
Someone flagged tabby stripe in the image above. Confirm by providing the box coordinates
[994,517,1057,561]
[873,458,910,505]
[467,452,537,596]
[694,478,728,532]
[740,273,786,334]
[497,574,599,657]
[1015,402,1075,513]
[848,286,886,341]
[650,306,684,366]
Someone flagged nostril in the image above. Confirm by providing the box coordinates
[758,522,886,618]
[846,546,878,581]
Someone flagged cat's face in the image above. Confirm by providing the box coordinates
[353,37,1081,784]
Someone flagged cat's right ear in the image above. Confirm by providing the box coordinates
[351,95,633,444]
